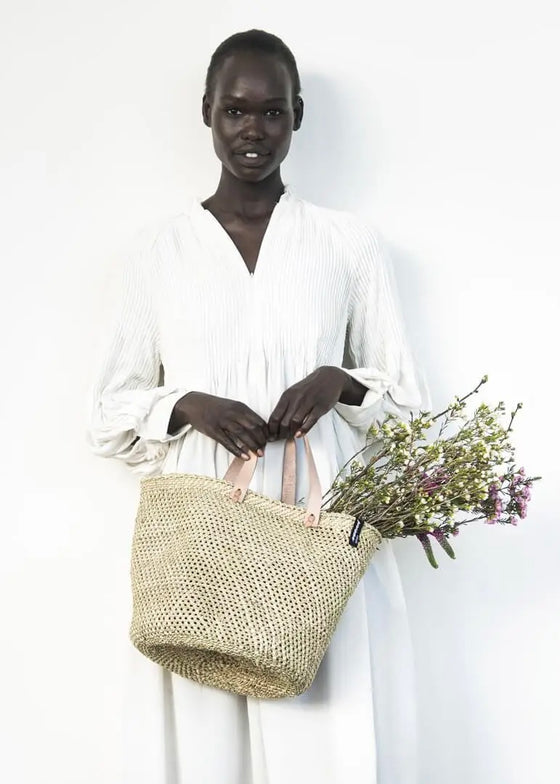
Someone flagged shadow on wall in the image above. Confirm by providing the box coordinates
[287,71,445,416]
[284,72,382,212]
[387,242,446,407]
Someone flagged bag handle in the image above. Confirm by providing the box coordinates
[223,435,322,528]
[223,438,297,504]
[281,437,296,506]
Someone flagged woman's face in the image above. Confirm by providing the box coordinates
[202,51,303,183]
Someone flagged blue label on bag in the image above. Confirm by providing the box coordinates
[349,518,364,547]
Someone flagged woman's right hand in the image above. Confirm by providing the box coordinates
[168,391,269,460]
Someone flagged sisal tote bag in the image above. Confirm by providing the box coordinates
[129,435,383,699]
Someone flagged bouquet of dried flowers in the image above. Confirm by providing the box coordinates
[322,376,540,567]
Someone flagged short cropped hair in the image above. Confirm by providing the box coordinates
[205,29,301,101]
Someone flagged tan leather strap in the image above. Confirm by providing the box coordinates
[281,437,296,505]
[223,435,322,527]
[223,450,257,502]
[301,435,322,527]
[223,453,246,487]
[223,439,296,502]
[280,436,322,526]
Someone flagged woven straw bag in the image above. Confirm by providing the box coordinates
[129,435,382,699]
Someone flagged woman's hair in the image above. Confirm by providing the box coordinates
[205,29,301,101]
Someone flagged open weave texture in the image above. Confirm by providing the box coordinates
[130,472,383,699]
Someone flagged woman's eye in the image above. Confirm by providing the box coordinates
[265,109,283,117]
[226,107,242,116]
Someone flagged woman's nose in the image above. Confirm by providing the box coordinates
[241,114,265,139]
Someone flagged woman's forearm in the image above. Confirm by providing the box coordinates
[167,392,197,435]
[319,366,368,406]
[338,371,368,406]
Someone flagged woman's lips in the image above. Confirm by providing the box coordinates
[235,148,270,156]
[235,151,270,166]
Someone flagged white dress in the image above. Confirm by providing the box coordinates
[87,185,429,784]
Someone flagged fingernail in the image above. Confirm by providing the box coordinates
[242,453,250,460]
[257,449,264,457]
[295,431,303,438]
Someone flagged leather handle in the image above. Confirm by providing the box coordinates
[223,436,322,527]
[300,435,322,527]
[223,439,296,501]
[281,437,296,506]
[222,449,258,502]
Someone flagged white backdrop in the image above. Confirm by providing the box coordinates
[1,1,559,782]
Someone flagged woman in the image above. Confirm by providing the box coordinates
[88,29,428,784]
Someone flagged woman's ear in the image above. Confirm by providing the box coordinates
[293,96,304,131]
[202,94,211,127]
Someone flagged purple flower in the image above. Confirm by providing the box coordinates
[507,473,533,520]
[420,469,449,495]
[486,483,503,521]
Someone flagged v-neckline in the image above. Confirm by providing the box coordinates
[193,186,292,280]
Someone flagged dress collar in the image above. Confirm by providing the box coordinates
[188,184,295,218]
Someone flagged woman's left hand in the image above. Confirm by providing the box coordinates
[267,366,355,441]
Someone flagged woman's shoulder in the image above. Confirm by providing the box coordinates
[293,192,384,254]
[121,209,192,271]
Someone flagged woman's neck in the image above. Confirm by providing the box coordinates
[203,168,285,219]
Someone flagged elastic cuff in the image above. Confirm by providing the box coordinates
[335,391,386,430]
[137,389,192,442]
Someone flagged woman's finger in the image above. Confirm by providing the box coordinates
[242,417,269,452]
[239,410,269,431]
[279,396,313,439]
[217,428,252,460]
[226,423,265,456]
[235,405,269,451]
[294,406,324,437]
[267,395,291,440]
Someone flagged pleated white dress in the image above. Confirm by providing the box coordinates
[87,185,430,784]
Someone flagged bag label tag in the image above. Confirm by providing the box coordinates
[349,517,364,547]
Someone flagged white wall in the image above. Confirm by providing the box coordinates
[2,1,559,782]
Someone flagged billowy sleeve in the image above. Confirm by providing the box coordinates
[334,221,431,436]
[86,227,192,476]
